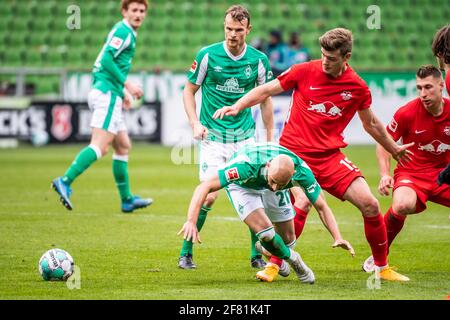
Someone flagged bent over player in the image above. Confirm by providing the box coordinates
[178,143,354,283]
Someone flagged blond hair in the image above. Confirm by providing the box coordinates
[319,28,353,56]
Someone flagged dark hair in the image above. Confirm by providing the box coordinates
[416,64,442,79]
[121,0,148,11]
[432,25,450,64]
[319,28,353,56]
[225,5,251,27]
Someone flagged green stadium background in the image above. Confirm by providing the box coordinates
[0,0,448,96]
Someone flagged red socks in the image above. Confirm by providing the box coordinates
[363,214,388,267]
[384,207,406,250]
[289,192,309,238]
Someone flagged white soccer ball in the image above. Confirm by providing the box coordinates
[30,130,49,147]
[38,248,74,281]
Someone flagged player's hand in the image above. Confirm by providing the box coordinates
[332,239,355,257]
[192,122,208,140]
[213,106,239,120]
[124,80,143,99]
[378,175,394,196]
[392,142,414,166]
[177,221,201,244]
[123,90,133,110]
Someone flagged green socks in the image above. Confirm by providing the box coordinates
[180,205,211,256]
[112,154,133,202]
[62,145,101,185]
[257,228,291,260]
[250,229,261,259]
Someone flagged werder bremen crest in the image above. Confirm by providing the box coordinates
[245,65,252,78]
[216,78,244,93]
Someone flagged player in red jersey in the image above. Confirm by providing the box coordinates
[362,65,450,275]
[432,24,450,186]
[214,28,413,282]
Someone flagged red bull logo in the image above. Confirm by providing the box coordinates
[51,105,72,141]
[307,100,342,118]
[418,140,450,155]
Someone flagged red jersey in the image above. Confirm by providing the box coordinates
[278,60,372,153]
[387,97,450,173]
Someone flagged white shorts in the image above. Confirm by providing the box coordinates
[198,137,254,181]
[225,184,295,222]
[88,89,126,135]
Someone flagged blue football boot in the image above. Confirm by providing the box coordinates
[121,195,153,213]
[51,177,73,210]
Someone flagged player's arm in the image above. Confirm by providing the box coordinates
[376,143,394,196]
[183,81,208,140]
[358,108,414,163]
[259,97,274,142]
[213,79,285,119]
[177,174,223,243]
[311,192,355,257]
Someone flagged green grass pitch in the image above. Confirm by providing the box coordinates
[0,143,448,300]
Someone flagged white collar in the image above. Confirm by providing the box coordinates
[223,41,247,61]
[123,19,137,38]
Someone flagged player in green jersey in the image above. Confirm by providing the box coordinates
[52,0,152,213]
[178,143,354,283]
[179,5,275,269]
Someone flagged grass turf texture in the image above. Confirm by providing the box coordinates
[0,144,448,300]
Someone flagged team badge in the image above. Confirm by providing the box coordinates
[444,126,450,136]
[388,118,398,132]
[245,65,252,78]
[190,60,198,73]
[225,167,240,182]
[341,91,352,101]
[51,104,73,141]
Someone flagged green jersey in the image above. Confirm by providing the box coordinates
[217,143,322,204]
[188,42,273,143]
[92,19,137,98]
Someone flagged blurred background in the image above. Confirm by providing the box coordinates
[0,0,448,147]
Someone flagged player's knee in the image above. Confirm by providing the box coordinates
[361,198,380,216]
[295,201,312,213]
[392,202,415,215]
[257,227,275,242]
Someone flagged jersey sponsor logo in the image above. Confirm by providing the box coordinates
[415,129,426,134]
[306,181,318,194]
[190,60,198,73]
[109,36,124,49]
[216,78,244,94]
[388,118,398,132]
[418,140,450,155]
[213,66,222,72]
[245,65,252,78]
[307,100,342,117]
[51,104,73,141]
[341,91,352,101]
[225,167,240,182]
[444,126,450,136]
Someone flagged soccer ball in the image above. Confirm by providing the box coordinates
[30,130,49,147]
[38,248,74,281]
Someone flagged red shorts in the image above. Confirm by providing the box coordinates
[293,149,364,200]
[394,169,450,213]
